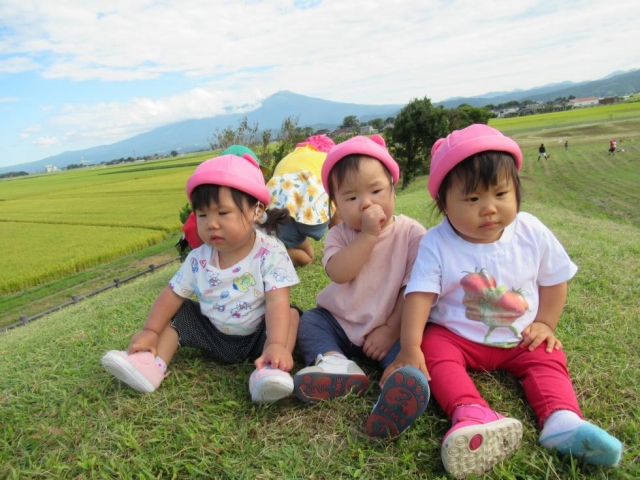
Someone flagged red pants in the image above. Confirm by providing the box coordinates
[422,324,583,427]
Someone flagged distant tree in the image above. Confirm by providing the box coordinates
[209,116,260,151]
[170,150,178,157]
[260,129,273,174]
[314,128,331,135]
[388,97,448,190]
[272,115,308,165]
[340,115,359,130]
[445,104,492,131]
[384,117,395,125]
[369,118,384,131]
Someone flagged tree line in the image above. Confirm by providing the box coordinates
[209,97,492,190]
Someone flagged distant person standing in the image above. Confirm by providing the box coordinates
[564,140,569,151]
[537,143,548,161]
[608,139,616,155]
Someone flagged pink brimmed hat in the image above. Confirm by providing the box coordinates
[427,124,522,199]
[321,134,399,193]
[186,154,270,205]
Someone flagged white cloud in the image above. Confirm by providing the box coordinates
[1,0,639,166]
[1,0,637,102]
[33,136,60,147]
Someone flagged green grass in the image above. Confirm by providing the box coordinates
[1,118,639,478]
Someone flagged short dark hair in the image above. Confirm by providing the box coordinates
[326,154,394,204]
[435,151,521,213]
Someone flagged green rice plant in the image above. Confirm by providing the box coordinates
[0,222,166,294]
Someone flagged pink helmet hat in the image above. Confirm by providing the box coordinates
[186,154,271,205]
[321,134,400,193]
[427,124,523,199]
[296,134,335,153]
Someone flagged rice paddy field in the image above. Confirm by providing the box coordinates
[1,102,639,328]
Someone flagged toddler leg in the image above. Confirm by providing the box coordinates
[539,410,622,467]
[442,405,522,478]
[365,365,430,439]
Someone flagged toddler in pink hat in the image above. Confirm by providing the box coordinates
[373,124,622,476]
[292,135,430,433]
[102,154,302,403]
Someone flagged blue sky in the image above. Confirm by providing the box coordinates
[1,0,639,169]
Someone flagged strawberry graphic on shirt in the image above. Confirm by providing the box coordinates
[460,268,529,344]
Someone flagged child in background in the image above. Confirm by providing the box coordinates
[266,135,341,267]
[102,154,300,403]
[293,135,430,419]
[374,125,622,476]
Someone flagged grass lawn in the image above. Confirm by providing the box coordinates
[1,117,639,479]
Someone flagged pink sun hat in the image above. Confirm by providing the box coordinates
[186,154,270,205]
[321,134,400,193]
[427,124,523,199]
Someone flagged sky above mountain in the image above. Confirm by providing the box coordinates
[1,0,639,169]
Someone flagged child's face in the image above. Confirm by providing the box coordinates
[444,172,517,244]
[333,157,395,232]
[195,186,260,261]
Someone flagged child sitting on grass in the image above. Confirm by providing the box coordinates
[292,135,430,418]
[370,124,622,477]
[102,153,300,403]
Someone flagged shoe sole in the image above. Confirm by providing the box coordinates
[293,372,369,404]
[251,377,294,403]
[365,366,430,439]
[101,352,157,393]
[442,417,523,478]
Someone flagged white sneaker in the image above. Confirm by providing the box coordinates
[249,367,294,403]
[293,354,369,404]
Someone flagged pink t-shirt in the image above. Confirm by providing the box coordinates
[317,215,426,346]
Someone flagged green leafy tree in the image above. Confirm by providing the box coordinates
[369,118,384,131]
[272,115,309,165]
[170,150,178,157]
[388,97,448,190]
[340,115,359,130]
[445,104,492,131]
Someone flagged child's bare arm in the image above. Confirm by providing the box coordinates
[521,282,567,352]
[256,287,294,371]
[363,288,405,361]
[324,230,378,283]
[128,286,184,356]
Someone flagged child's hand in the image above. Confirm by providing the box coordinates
[379,346,430,386]
[520,322,562,353]
[128,329,159,356]
[363,324,397,362]
[255,343,294,372]
[361,204,387,237]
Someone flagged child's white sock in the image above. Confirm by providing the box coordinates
[540,410,622,467]
[540,410,584,441]
[155,356,167,373]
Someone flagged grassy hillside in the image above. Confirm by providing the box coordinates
[1,122,638,478]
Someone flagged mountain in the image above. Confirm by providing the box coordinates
[3,91,404,174]
[435,69,640,108]
[4,69,640,175]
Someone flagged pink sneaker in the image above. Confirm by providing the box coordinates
[249,366,294,403]
[442,405,522,478]
[101,350,165,393]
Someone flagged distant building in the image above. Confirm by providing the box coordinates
[44,165,57,173]
[359,126,378,135]
[599,96,622,106]
[494,107,519,118]
[569,96,599,108]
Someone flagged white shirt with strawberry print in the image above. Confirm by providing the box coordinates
[406,212,577,347]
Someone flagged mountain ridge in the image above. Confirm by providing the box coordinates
[3,69,639,174]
